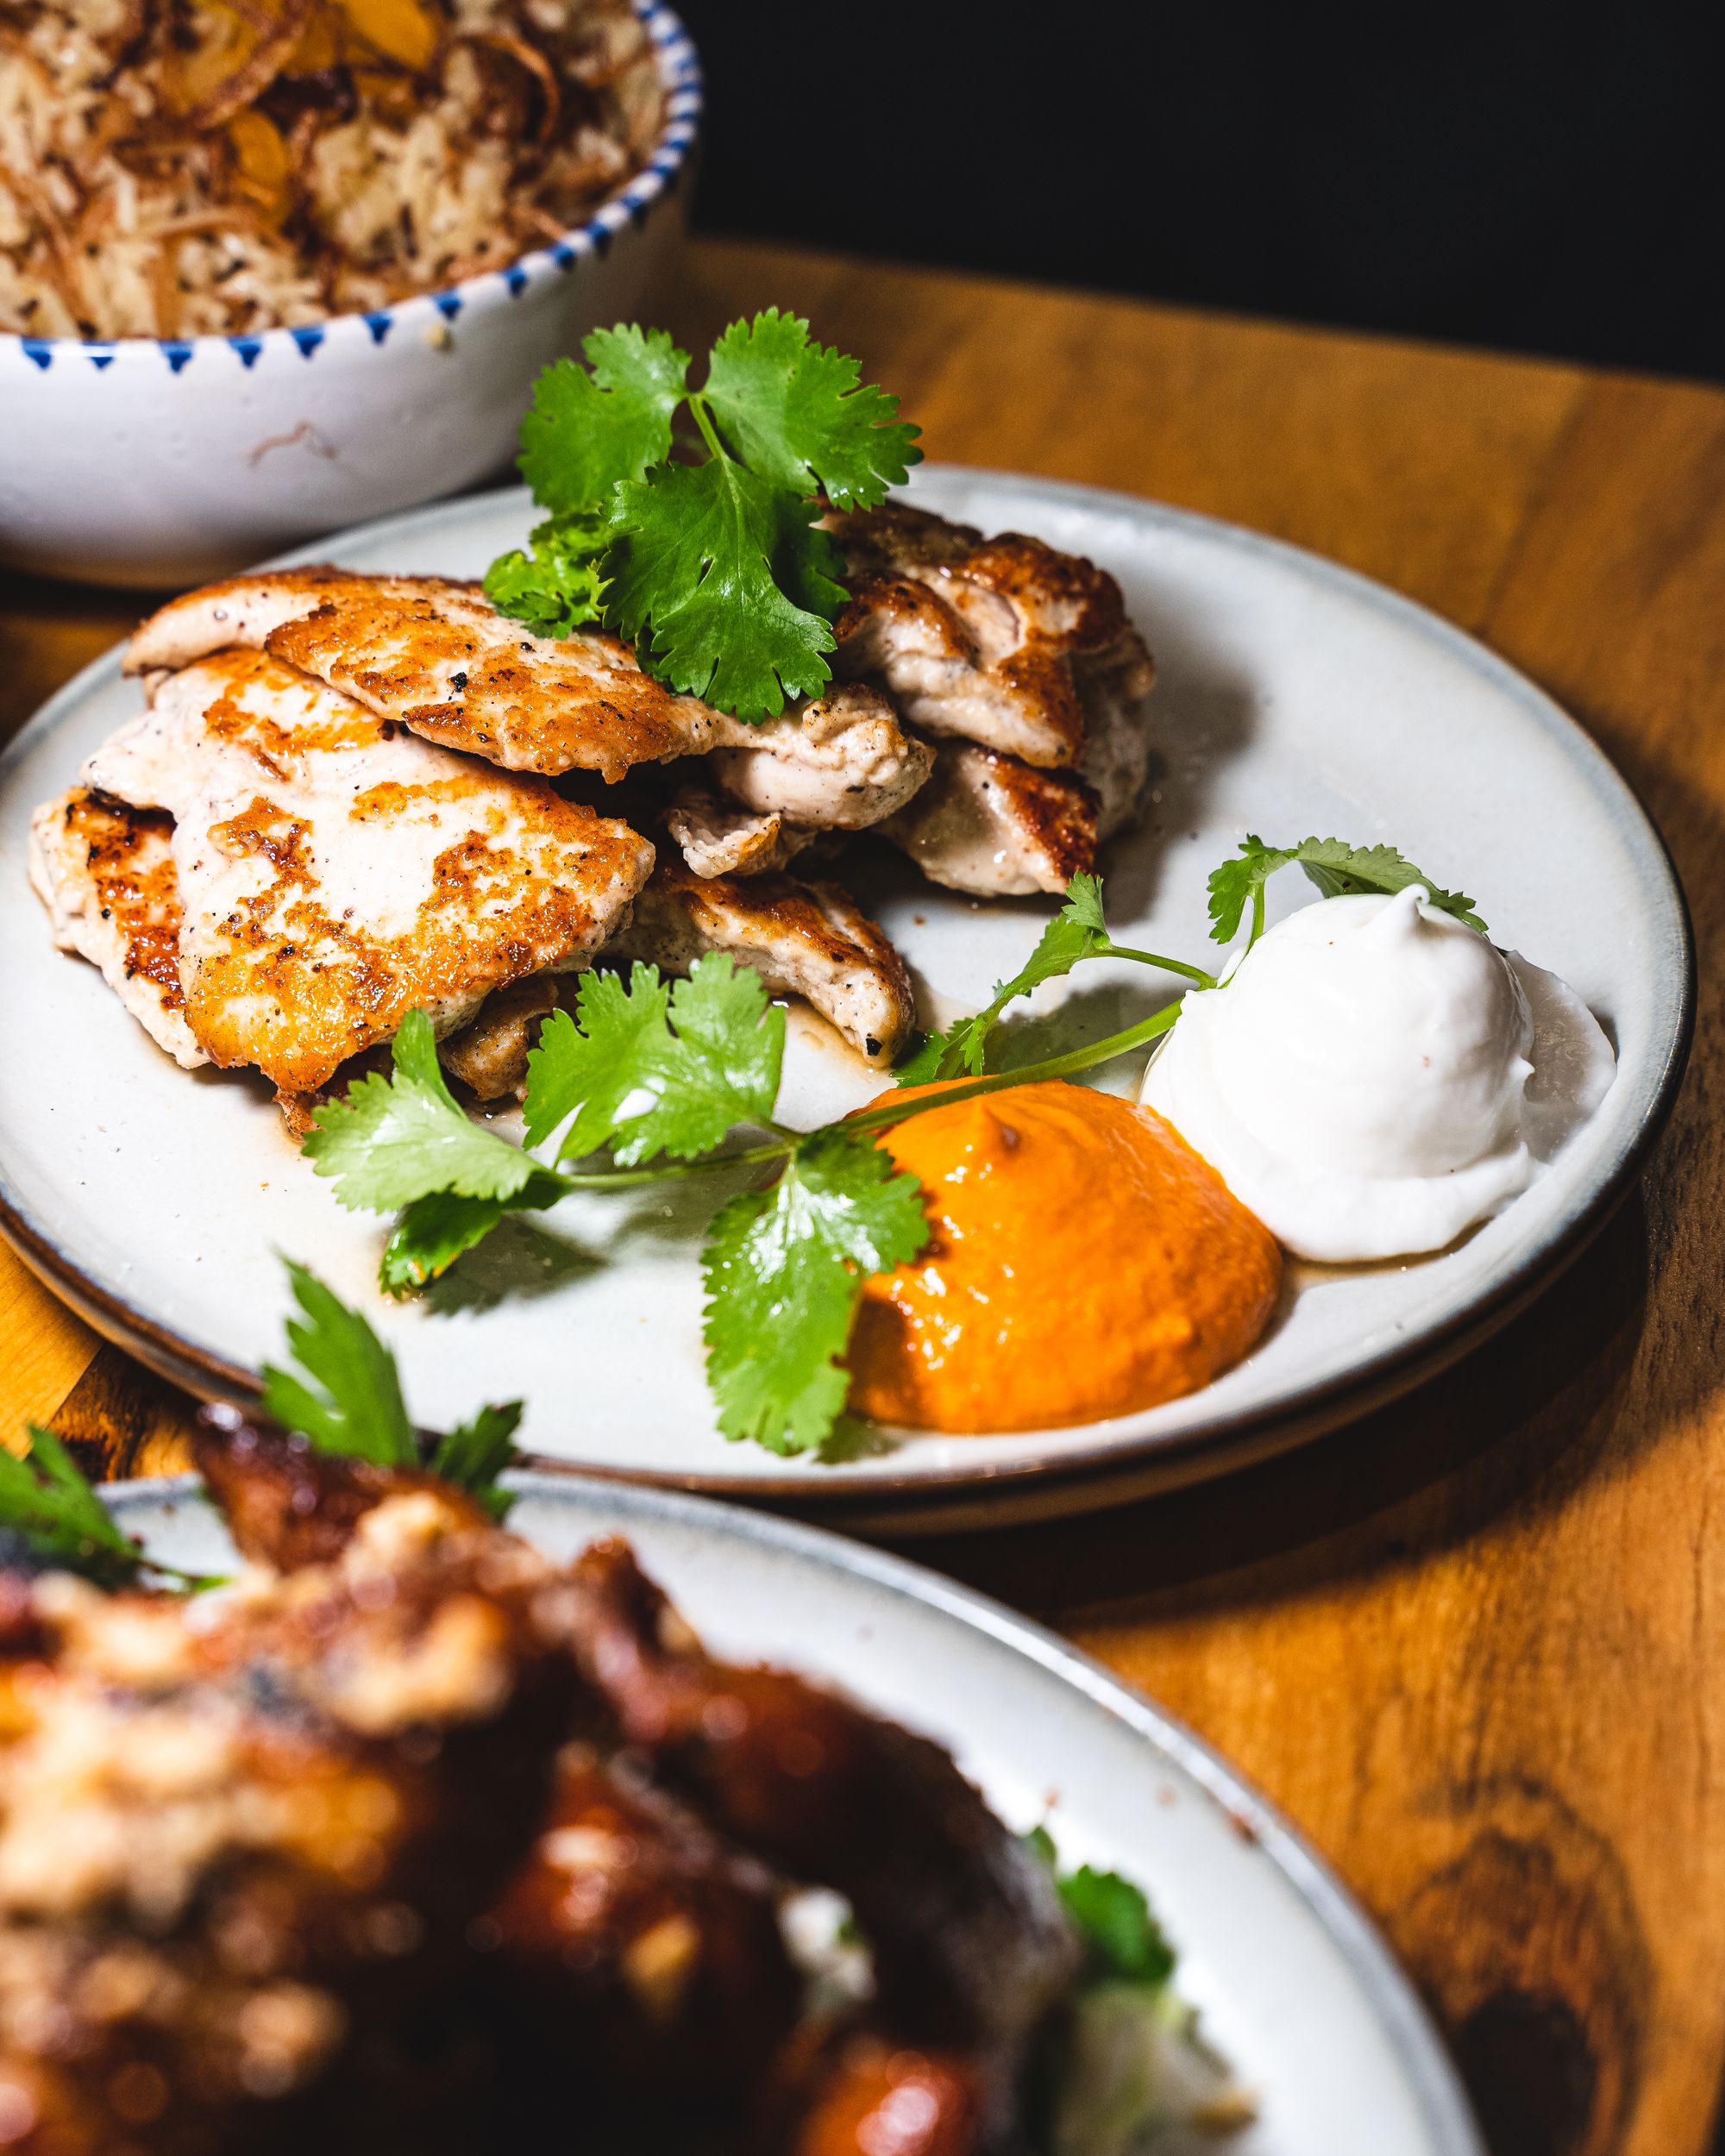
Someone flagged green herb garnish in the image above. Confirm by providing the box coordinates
[304,832,1484,1458]
[898,873,1216,1086]
[261,1260,525,1520]
[1025,1824,1177,1988]
[483,313,920,721]
[1207,834,1484,950]
[0,1427,169,1589]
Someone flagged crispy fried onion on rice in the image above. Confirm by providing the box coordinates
[0,0,665,340]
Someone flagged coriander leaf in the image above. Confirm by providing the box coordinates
[518,327,689,513]
[431,1401,524,1521]
[524,967,673,1156]
[701,1129,929,1455]
[891,1031,948,1087]
[525,957,785,1167]
[916,873,1113,1081]
[658,957,787,1150]
[483,510,610,637]
[1059,1865,1178,1988]
[1296,837,1483,926]
[1062,872,1109,937]
[0,1428,144,1588]
[605,457,838,721]
[305,1010,545,1213]
[703,309,922,511]
[380,1186,562,1297]
[1208,834,1484,944]
[259,1260,418,1468]
[1205,835,1286,945]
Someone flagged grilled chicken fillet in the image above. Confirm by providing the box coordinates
[663,785,820,880]
[612,857,916,1066]
[124,572,933,835]
[28,785,206,1069]
[829,503,1154,774]
[80,649,654,1097]
[882,743,1101,898]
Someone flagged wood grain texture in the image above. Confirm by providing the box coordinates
[0,1242,102,1451]
[3,237,1722,2156]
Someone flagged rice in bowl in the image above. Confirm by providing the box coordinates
[0,0,667,342]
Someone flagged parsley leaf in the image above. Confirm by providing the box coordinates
[482,510,611,636]
[0,1427,147,1588]
[1208,835,1485,944]
[909,874,1115,1082]
[305,1010,554,1213]
[701,1130,930,1454]
[518,327,689,513]
[431,1401,524,1522]
[525,956,786,1166]
[260,1259,418,1468]
[703,310,921,511]
[605,457,843,721]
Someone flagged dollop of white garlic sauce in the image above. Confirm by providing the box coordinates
[1140,886,1615,1263]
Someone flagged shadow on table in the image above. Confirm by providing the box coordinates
[911,1186,1658,1629]
[923,665,1723,1638]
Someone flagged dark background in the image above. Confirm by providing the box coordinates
[673,0,1722,382]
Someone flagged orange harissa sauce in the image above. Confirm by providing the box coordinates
[848,1081,1282,1433]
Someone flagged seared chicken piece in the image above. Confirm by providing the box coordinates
[194,1434,1071,2149]
[612,857,916,1065]
[882,743,1101,898]
[665,785,819,880]
[704,682,932,830]
[830,502,1155,772]
[486,1745,802,2115]
[0,1465,577,2156]
[27,785,206,1069]
[555,1539,1080,2140]
[81,650,654,1098]
[125,568,723,785]
[125,572,933,835]
[438,977,561,1102]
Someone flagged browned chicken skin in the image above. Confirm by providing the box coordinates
[549,1539,1079,2136]
[0,1426,1079,2153]
[0,1444,578,2154]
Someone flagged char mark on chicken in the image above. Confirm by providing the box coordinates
[882,743,1101,898]
[27,785,207,1070]
[123,574,935,840]
[75,648,653,1100]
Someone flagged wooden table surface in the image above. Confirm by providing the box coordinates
[4,236,1722,2156]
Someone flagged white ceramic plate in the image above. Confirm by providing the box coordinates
[0,471,1691,1529]
[104,1470,1483,2156]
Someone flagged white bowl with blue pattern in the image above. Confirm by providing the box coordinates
[0,2,699,591]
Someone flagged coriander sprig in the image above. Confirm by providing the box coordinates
[304,929,1180,1455]
[1208,834,1484,948]
[0,1265,530,1589]
[0,1427,199,1590]
[302,832,1484,1457]
[260,1259,524,1520]
[483,313,921,721]
[896,873,1215,1086]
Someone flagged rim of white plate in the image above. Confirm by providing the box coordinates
[0,471,1694,1508]
[103,1468,1487,2156]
